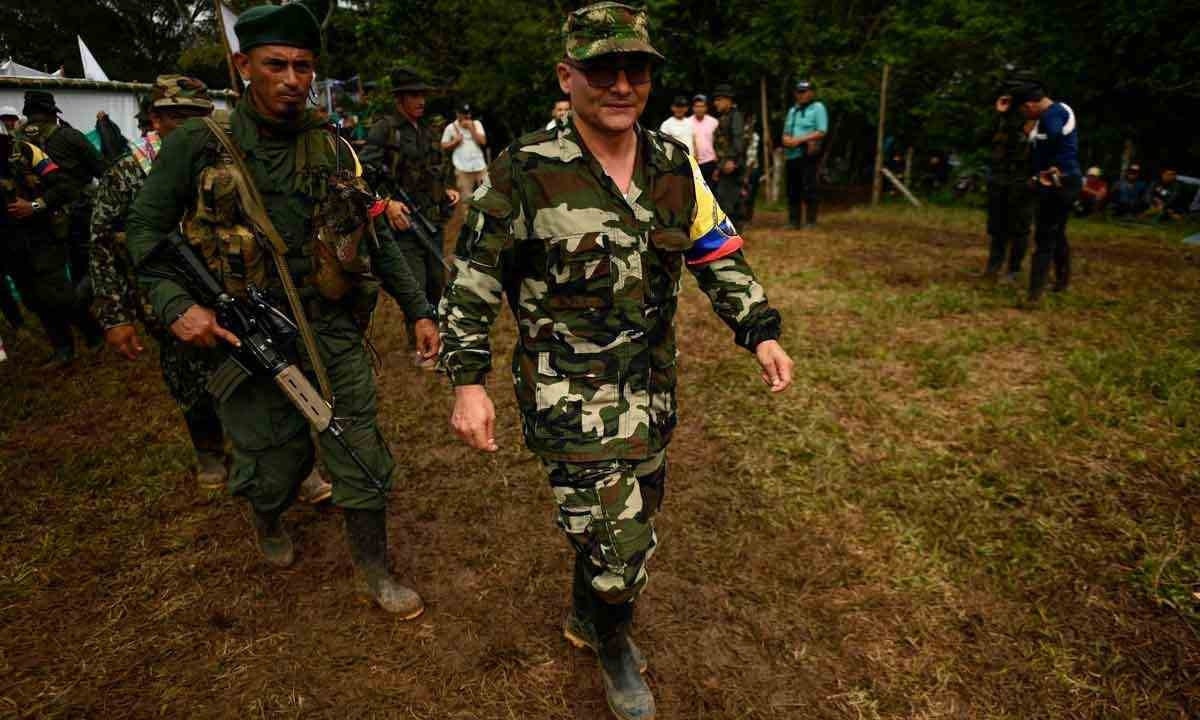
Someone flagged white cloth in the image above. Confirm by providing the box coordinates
[442,119,487,173]
[77,37,109,82]
[658,115,695,156]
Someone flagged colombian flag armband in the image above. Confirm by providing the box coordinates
[684,155,743,266]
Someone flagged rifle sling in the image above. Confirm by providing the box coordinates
[200,117,334,405]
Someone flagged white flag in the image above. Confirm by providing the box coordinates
[77,36,109,82]
[218,0,240,55]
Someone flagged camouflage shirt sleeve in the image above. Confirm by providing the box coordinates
[437,151,517,386]
[682,154,781,349]
[89,155,144,330]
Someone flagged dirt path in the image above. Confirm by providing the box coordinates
[1,207,1197,718]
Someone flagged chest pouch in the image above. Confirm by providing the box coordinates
[309,173,373,302]
[185,158,267,299]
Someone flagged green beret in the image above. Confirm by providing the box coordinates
[564,2,663,62]
[235,2,322,54]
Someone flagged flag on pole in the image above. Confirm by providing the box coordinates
[218,0,241,55]
[77,36,109,82]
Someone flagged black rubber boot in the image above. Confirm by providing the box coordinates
[252,508,295,568]
[344,509,424,618]
[594,601,655,720]
[563,555,646,672]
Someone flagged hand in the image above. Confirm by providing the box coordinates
[711,169,720,182]
[105,324,145,360]
[386,199,412,231]
[413,318,440,360]
[169,305,241,349]
[446,188,461,207]
[96,110,108,120]
[755,339,794,393]
[995,95,1011,113]
[451,384,498,452]
[722,159,737,175]
[782,135,799,149]
[6,198,35,220]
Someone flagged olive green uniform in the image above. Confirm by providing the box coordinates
[127,101,434,512]
[360,110,452,313]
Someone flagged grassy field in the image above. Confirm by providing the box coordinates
[0,205,1197,718]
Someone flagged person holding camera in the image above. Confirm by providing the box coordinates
[781,80,827,228]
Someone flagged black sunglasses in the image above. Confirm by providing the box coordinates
[564,57,652,89]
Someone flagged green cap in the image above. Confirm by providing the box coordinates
[235,2,322,54]
[150,75,214,112]
[563,2,663,62]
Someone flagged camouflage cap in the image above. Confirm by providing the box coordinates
[564,2,663,62]
[150,75,214,112]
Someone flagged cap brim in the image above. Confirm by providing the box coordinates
[392,83,435,94]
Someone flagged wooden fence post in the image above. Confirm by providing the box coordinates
[871,63,891,207]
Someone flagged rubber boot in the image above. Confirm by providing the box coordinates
[563,555,646,672]
[186,403,226,490]
[594,601,655,720]
[252,508,295,568]
[344,509,424,618]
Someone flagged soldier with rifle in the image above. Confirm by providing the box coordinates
[127,1,438,617]
[360,68,460,369]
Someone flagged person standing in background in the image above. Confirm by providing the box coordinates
[658,95,694,156]
[441,103,488,242]
[689,94,719,192]
[781,80,827,228]
[547,98,572,130]
[711,85,745,222]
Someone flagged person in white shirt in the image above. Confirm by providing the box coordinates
[441,103,489,197]
[546,98,571,130]
[658,95,694,156]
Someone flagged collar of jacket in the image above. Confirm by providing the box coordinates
[556,116,676,175]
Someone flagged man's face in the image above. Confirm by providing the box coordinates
[150,110,209,139]
[1126,167,1140,181]
[556,54,651,136]
[396,92,426,120]
[1019,100,1042,120]
[1163,170,1178,184]
[692,100,707,118]
[234,46,315,120]
[0,116,17,132]
[553,101,571,122]
[795,89,813,105]
[713,96,732,113]
[671,104,687,118]
[25,111,52,125]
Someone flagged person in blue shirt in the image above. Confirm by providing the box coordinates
[1111,164,1149,216]
[1014,81,1080,302]
[782,80,828,228]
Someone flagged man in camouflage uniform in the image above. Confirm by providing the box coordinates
[90,75,231,489]
[983,72,1035,282]
[439,4,794,718]
[127,2,438,617]
[360,68,459,368]
[711,84,745,223]
[4,93,103,367]
[22,91,109,330]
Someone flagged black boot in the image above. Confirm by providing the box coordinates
[594,601,655,720]
[563,555,646,672]
[344,509,424,618]
[252,508,294,568]
[185,402,227,490]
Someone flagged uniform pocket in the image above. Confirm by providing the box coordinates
[214,224,266,297]
[533,350,621,445]
[545,232,613,310]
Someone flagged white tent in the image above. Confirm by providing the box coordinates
[1,59,53,78]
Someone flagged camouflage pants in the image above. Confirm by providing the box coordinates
[153,330,224,456]
[215,306,394,513]
[544,451,666,605]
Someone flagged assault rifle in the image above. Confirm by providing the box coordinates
[140,231,386,495]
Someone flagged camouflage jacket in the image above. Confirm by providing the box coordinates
[439,119,782,462]
[714,107,745,166]
[360,113,452,222]
[89,134,160,331]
